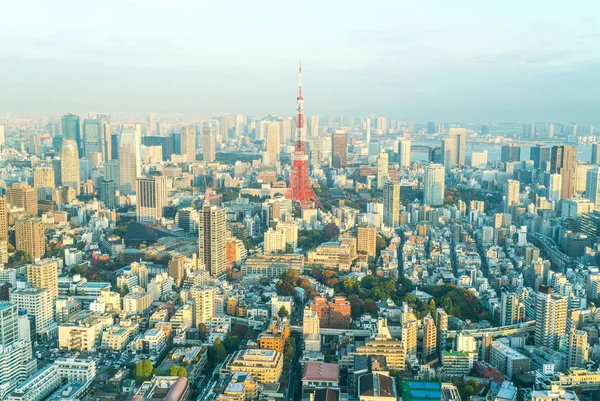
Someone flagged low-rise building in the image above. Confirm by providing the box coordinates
[223,349,283,384]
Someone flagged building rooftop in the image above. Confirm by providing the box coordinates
[402,381,442,401]
[302,362,340,382]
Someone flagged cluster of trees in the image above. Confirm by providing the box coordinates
[168,365,188,377]
[135,360,153,384]
[10,250,33,264]
[276,269,317,298]
[310,267,490,322]
[280,332,299,388]
[297,224,339,251]
[455,379,484,401]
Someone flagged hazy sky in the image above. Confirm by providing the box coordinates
[1,0,600,122]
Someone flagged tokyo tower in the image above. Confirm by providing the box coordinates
[286,63,323,209]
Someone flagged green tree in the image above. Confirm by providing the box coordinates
[278,306,290,319]
[212,338,227,362]
[224,336,241,354]
[135,360,153,384]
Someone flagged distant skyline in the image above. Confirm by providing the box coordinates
[1,1,600,123]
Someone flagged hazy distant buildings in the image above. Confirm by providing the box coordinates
[501,145,521,163]
[83,119,102,160]
[424,164,445,206]
[331,131,347,168]
[531,145,551,170]
[61,113,81,154]
[442,129,466,168]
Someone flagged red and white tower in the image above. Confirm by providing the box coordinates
[286,63,323,209]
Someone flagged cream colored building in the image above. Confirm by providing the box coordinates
[190,285,214,325]
[355,319,405,370]
[15,217,45,260]
[276,220,298,247]
[26,259,59,299]
[264,228,286,254]
[307,242,353,271]
[60,140,81,195]
[357,224,377,258]
[226,349,283,384]
[123,291,153,315]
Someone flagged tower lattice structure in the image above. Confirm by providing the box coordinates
[286,63,323,209]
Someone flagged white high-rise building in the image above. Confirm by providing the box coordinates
[11,288,57,340]
[376,152,389,188]
[60,140,80,195]
[265,122,280,165]
[118,128,141,194]
[136,176,167,224]
[398,139,411,168]
[198,205,226,278]
[383,181,401,228]
[264,228,286,254]
[365,118,371,145]
[535,286,567,350]
[424,164,445,206]
[548,173,562,202]
[190,286,214,326]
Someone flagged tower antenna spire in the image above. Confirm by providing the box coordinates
[286,62,323,210]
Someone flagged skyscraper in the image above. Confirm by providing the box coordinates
[530,144,551,170]
[398,139,411,168]
[15,217,45,260]
[61,113,81,155]
[198,205,226,278]
[60,140,80,196]
[376,152,388,188]
[331,131,347,168]
[592,143,600,165]
[136,176,167,223]
[118,128,141,195]
[587,168,600,210]
[535,286,567,350]
[101,180,117,209]
[83,119,102,160]
[427,122,436,134]
[181,126,196,162]
[501,145,521,163]
[550,145,577,199]
[503,179,520,213]
[383,181,400,228]
[366,118,371,145]
[265,122,280,165]
[436,308,448,355]
[442,129,466,168]
[203,126,216,162]
[424,164,445,206]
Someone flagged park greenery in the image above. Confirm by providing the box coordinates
[308,267,491,322]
